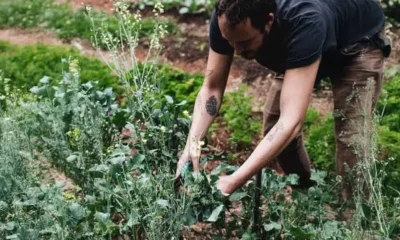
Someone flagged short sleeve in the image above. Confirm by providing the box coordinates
[208,10,234,56]
[282,12,326,69]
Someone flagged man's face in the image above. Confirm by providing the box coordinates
[218,14,273,60]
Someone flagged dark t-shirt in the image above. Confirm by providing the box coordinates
[209,0,385,78]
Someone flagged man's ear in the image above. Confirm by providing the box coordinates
[265,13,275,32]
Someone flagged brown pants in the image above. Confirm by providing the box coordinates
[263,42,385,199]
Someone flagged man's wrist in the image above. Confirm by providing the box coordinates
[229,172,246,192]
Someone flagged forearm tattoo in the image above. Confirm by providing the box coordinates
[206,69,214,77]
[266,122,284,142]
[206,96,218,116]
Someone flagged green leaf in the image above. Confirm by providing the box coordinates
[66,155,77,162]
[179,7,189,14]
[129,153,145,169]
[207,204,224,222]
[6,234,18,240]
[286,174,299,185]
[104,88,113,96]
[82,81,93,90]
[55,181,66,188]
[39,76,50,84]
[210,163,229,176]
[68,203,86,223]
[109,156,125,165]
[5,222,15,231]
[264,222,281,232]
[289,227,316,239]
[183,208,197,226]
[176,100,187,106]
[127,210,139,227]
[310,170,327,185]
[229,191,247,202]
[29,86,40,94]
[0,201,9,212]
[361,203,372,221]
[165,95,174,104]
[88,164,109,173]
[94,212,110,223]
[241,230,258,240]
[156,199,169,208]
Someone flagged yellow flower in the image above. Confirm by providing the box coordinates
[63,192,74,200]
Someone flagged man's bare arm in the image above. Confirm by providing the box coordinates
[177,49,233,174]
[223,58,321,193]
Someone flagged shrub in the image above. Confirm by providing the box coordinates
[0,41,119,95]
[305,113,336,171]
[377,74,400,132]
[157,64,203,107]
[219,85,263,150]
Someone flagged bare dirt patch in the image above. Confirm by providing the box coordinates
[0,28,65,46]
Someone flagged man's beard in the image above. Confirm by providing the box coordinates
[242,32,268,60]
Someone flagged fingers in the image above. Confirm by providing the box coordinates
[192,155,200,172]
[175,159,185,179]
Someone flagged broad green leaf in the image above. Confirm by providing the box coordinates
[29,86,40,94]
[165,95,174,104]
[229,191,247,202]
[84,195,96,203]
[39,76,50,84]
[289,227,316,239]
[82,81,93,90]
[104,88,113,96]
[179,7,189,14]
[55,181,66,188]
[0,201,9,212]
[210,163,229,176]
[88,164,109,173]
[310,170,327,185]
[68,203,86,223]
[127,211,139,227]
[286,174,299,185]
[264,222,281,231]
[6,222,15,231]
[129,154,145,169]
[109,156,125,165]
[176,100,187,106]
[207,204,224,222]
[361,203,372,220]
[6,234,18,240]
[241,230,258,240]
[94,212,110,223]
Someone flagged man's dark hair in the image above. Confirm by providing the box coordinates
[215,0,277,32]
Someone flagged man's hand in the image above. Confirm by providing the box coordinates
[175,152,197,179]
[216,175,237,196]
[175,139,204,179]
